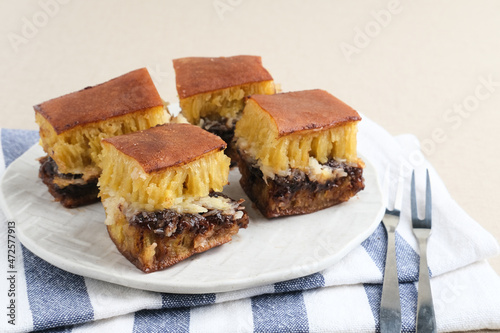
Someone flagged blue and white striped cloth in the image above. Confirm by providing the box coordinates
[1,115,499,333]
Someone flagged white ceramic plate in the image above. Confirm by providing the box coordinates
[0,144,384,294]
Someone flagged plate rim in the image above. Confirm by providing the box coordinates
[1,143,385,294]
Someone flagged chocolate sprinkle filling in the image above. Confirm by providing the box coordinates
[237,152,365,218]
[38,156,99,207]
[128,192,246,237]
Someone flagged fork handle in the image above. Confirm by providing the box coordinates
[380,217,401,333]
[416,237,437,333]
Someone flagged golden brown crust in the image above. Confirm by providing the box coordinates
[102,123,226,174]
[34,68,163,134]
[249,89,361,136]
[173,55,273,99]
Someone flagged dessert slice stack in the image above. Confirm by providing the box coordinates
[173,55,275,164]
[99,123,249,272]
[35,68,169,207]
[234,89,365,218]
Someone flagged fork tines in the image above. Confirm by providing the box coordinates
[411,169,437,333]
[411,170,432,229]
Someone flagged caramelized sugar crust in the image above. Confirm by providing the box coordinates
[173,55,273,99]
[249,89,361,136]
[102,123,226,174]
[34,68,163,134]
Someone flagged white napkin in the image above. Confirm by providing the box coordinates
[0,113,499,332]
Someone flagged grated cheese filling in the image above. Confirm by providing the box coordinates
[102,194,240,226]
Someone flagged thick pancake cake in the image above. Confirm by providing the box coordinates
[234,89,365,218]
[98,123,249,273]
[173,55,275,164]
[35,68,169,207]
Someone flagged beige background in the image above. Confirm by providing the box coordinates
[0,0,499,327]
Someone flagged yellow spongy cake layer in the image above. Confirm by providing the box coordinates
[98,142,230,212]
[235,101,359,176]
[36,106,169,175]
[180,81,275,124]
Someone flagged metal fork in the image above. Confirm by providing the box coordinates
[380,166,403,333]
[411,170,437,333]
